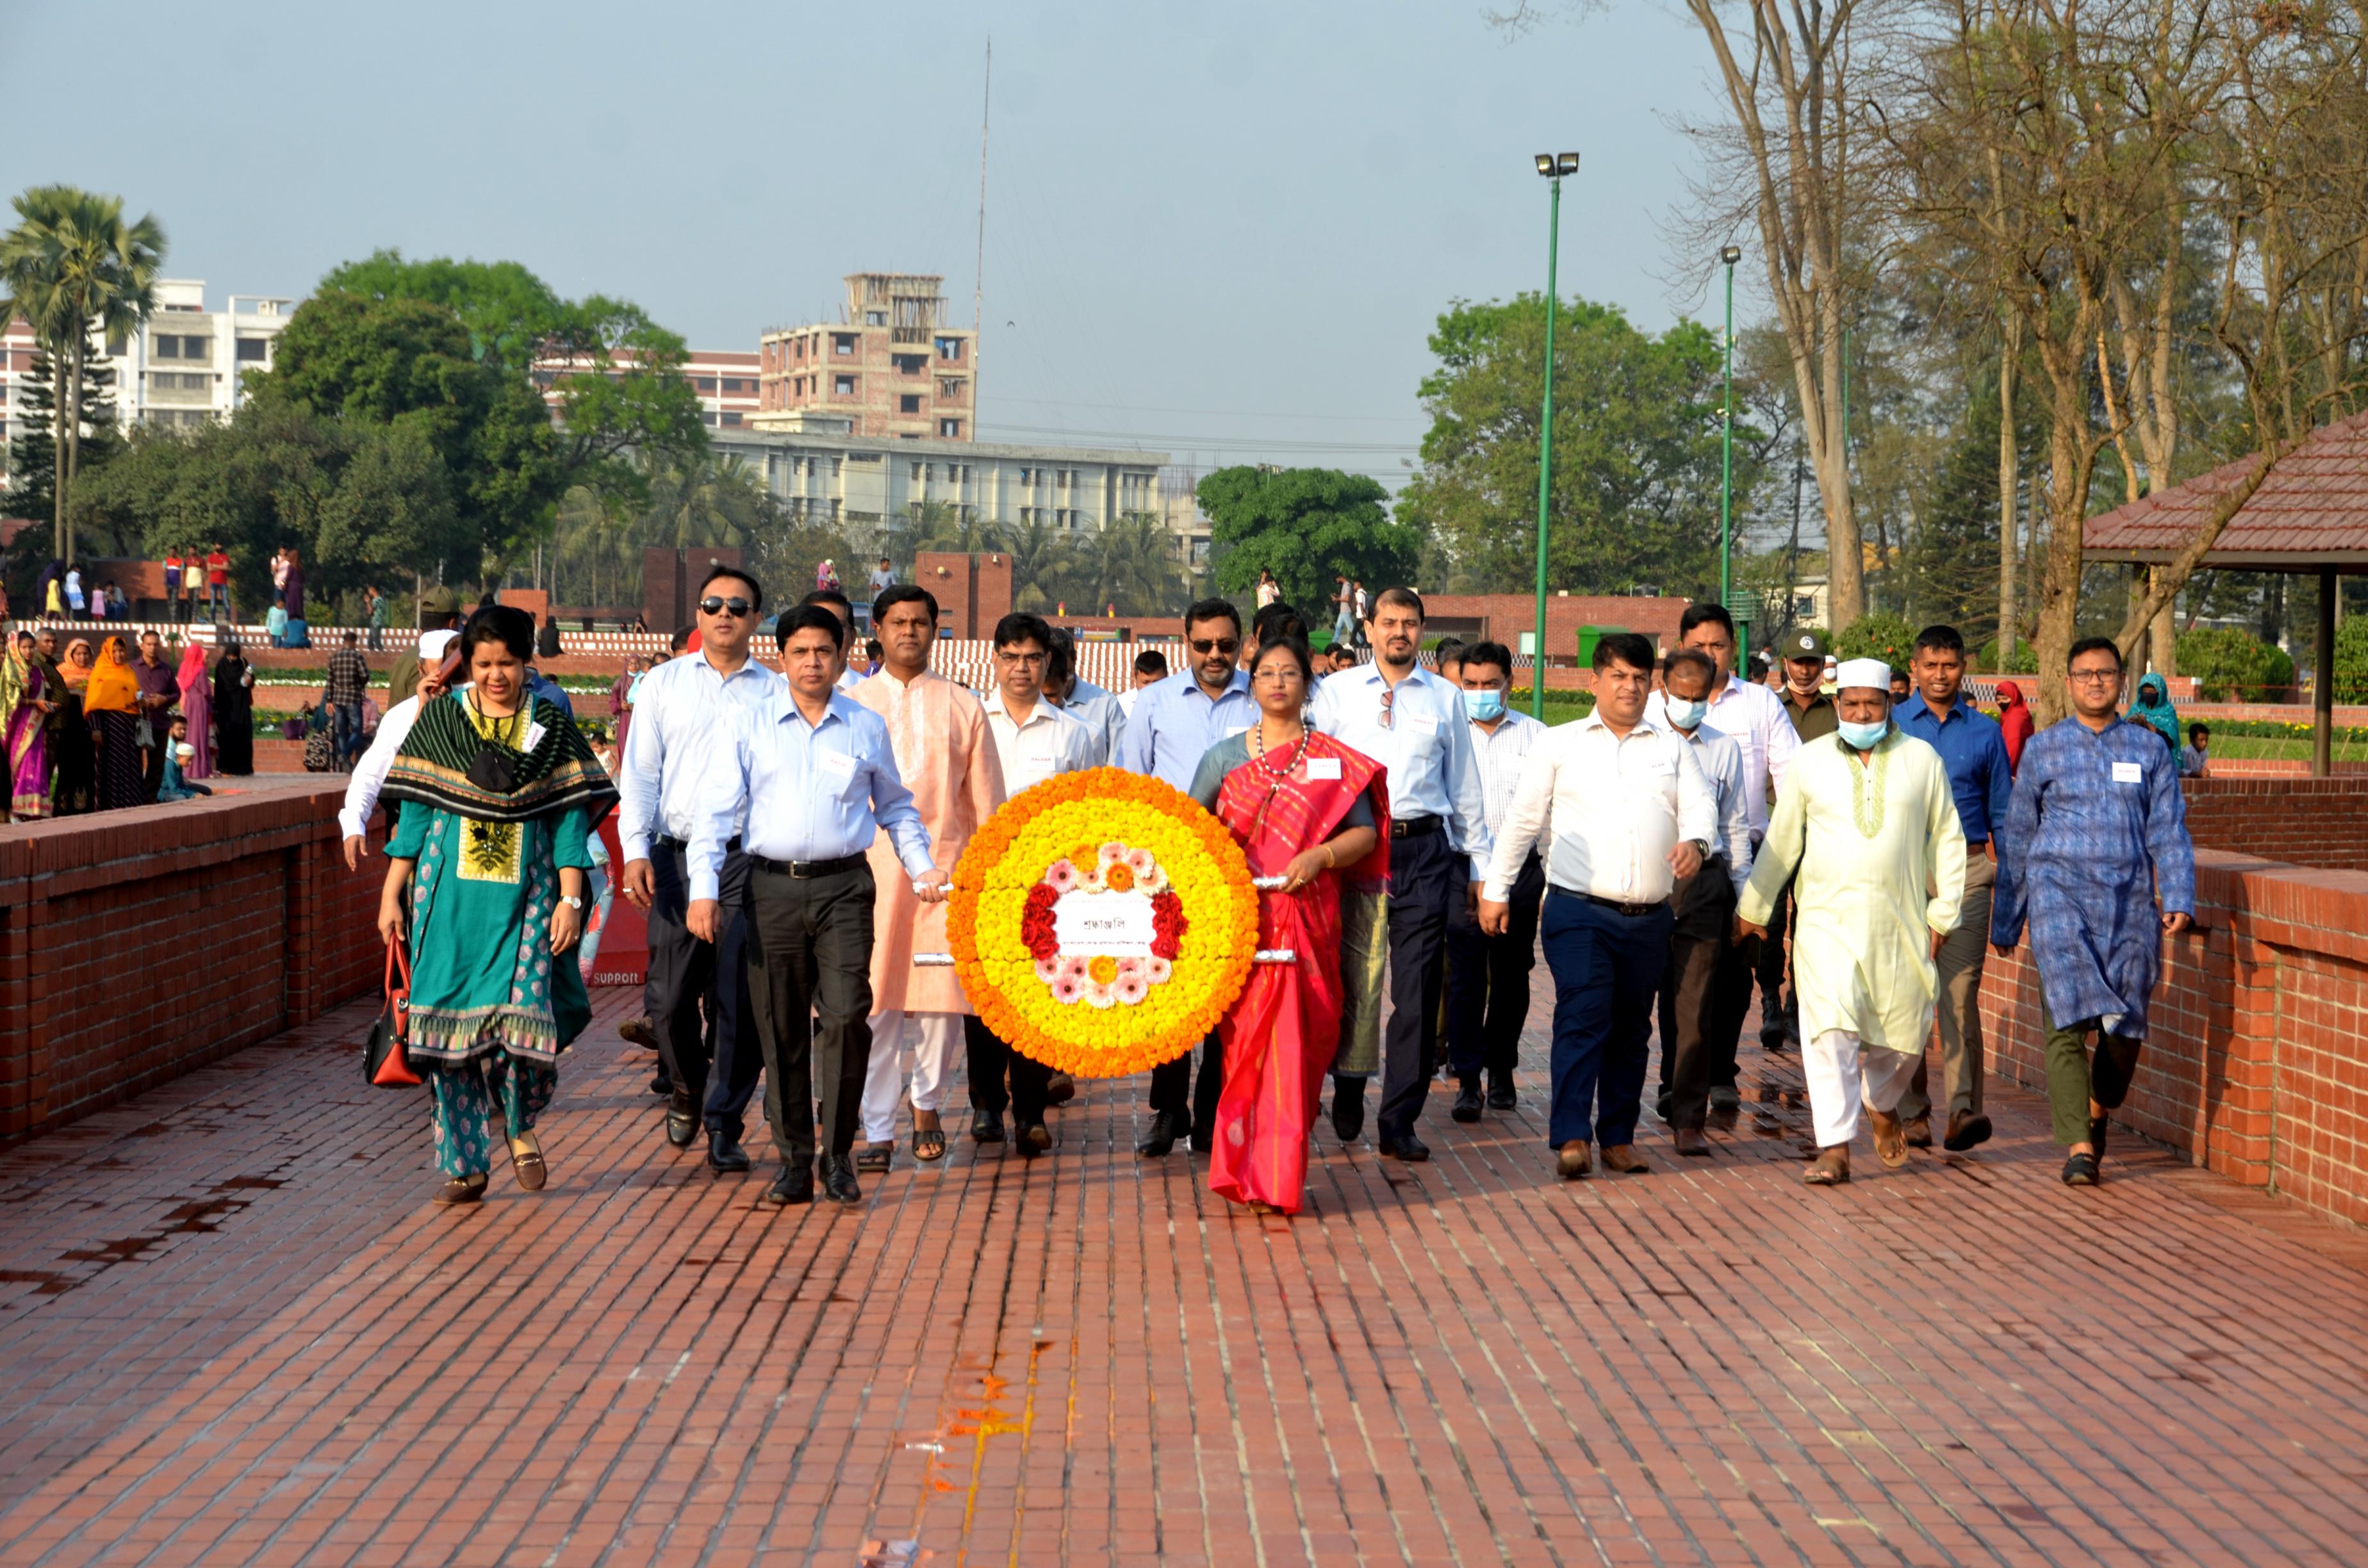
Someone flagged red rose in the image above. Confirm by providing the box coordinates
[1026,881,1059,909]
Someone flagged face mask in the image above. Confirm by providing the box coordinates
[1463,687,1506,722]
[1663,696,1707,731]
[1838,717,1889,751]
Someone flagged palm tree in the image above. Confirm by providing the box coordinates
[1069,512,1187,617]
[911,497,1009,559]
[0,186,165,560]
[1002,514,1073,612]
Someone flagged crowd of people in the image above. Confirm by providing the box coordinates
[0,623,251,820]
[342,566,2196,1214]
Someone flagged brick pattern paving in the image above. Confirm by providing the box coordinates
[4,978,2368,1565]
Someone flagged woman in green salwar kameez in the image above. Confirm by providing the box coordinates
[377,607,618,1205]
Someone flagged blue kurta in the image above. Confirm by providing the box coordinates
[1991,715,2196,1038]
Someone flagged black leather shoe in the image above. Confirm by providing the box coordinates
[1135,1112,1180,1158]
[1330,1081,1366,1142]
[650,1072,673,1097]
[821,1155,862,1204]
[1015,1122,1051,1156]
[973,1107,1007,1145]
[1377,1132,1430,1163]
[1709,1086,1741,1114]
[763,1164,813,1205]
[1451,1081,1483,1123]
[666,1093,698,1148]
[1486,1073,1517,1111]
[707,1129,750,1173]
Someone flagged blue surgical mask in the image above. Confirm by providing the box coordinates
[1663,696,1708,731]
[1463,687,1506,722]
[1838,717,1889,751]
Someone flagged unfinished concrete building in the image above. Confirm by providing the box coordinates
[755,273,977,443]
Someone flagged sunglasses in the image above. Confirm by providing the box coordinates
[698,596,754,617]
[1190,637,1240,657]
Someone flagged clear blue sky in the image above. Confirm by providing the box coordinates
[3,0,1729,484]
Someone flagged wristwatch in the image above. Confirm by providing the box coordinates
[561,894,585,911]
[1686,838,1713,860]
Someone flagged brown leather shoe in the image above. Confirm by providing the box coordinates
[1868,1107,1909,1168]
[1555,1139,1591,1180]
[1943,1110,1994,1152]
[1672,1127,1712,1157]
[1902,1113,1933,1148]
[1802,1145,1850,1184]
[1600,1143,1652,1175]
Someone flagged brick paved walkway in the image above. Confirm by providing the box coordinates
[5,978,2368,1566]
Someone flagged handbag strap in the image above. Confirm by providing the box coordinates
[384,936,412,997]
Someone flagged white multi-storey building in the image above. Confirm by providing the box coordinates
[104,279,296,430]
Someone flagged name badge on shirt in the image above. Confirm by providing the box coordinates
[2111,760,2143,785]
[521,719,548,753]
[1306,757,1342,781]
[1407,712,1439,733]
[817,749,857,781]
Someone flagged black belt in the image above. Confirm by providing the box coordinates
[1550,886,1665,918]
[1391,814,1443,840]
[655,834,742,854]
[749,853,865,879]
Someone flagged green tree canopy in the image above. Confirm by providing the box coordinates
[1395,294,1756,600]
[1199,466,1418,618]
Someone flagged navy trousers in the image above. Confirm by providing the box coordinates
[1541,889,1673,1149]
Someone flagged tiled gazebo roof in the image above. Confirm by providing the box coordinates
[2084,407,2368,568]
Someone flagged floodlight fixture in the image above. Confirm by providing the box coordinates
[1534,153,1555,176]
[1556,152,1581,176]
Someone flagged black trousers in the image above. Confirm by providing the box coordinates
[1657,867,1737,1129]
[1376,828,1458,1142]
[742,860,875,1168]
[965,1016,1052,1126]
[1149,1033,1224,1139]
[1445,853,1543,1082]
[1754,877,1796,1045]
[646,841,761,1136]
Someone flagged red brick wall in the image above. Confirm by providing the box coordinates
[1980,847,2368,1227]
[0,780,386,1147]
[2180,776,2368,870]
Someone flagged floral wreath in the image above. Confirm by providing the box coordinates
[948,766,1258,1077]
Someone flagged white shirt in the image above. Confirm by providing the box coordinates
[1486,712,1717,905]
[1468,708,1547,838]
[339,694,425,840]
[984,692,1096,797]
[618,649,784,860]
[1670,723,1755,897]
[1645,671,1798,837]
[1311,661,1493,880]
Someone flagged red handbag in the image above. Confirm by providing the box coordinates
[365,938,422,1088]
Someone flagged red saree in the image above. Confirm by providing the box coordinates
[1208,731,1390,1213]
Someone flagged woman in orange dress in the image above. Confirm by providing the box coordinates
[1188,634,1386,1214]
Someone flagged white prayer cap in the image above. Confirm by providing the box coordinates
[418,629,458,660]
[1834,658,1891,693]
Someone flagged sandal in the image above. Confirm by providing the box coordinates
[510,1134,546,1192]
[913,1127,948,1163]
[435,1172,489,1205]
[1802,1147,1851,1186]
[1869,1109,1909,1169]
[855,1143,893,1173]
[2062,1151,2101,1186]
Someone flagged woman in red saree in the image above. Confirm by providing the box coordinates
[1188,635,1386,1214]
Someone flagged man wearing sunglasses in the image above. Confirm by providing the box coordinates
[617,564,782,1173]
[1117,596,1257,1156]
[1310,585,1493,1161]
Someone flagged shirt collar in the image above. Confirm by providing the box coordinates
[773,686,850,731]
[994,694,1056,729]
[1176,668,1250,702]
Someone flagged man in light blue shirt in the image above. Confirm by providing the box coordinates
[1652,648,1757,1155]
[1116,596,1255,1155]
[616,564,782,1172]
[1309,586,1493,1161]
[688,605,944,1207]
[1044,626,1126,766]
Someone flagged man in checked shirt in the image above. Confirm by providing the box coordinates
[1440,640,1546,1122]
[324,628,374,772]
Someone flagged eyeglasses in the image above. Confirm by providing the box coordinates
[1190,637,1240,657]
[2067,667,2121,685]
[698,596,754,617]
[1377,687,1395,730]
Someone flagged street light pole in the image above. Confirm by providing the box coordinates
[1532,152,1578,719]
[1719,245,1741,605]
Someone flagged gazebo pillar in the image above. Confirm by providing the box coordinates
[2317,567,2337,778]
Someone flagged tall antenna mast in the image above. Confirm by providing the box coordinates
[973,36,991,427]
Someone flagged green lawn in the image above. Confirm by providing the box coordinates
[2203,735,2368,764]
